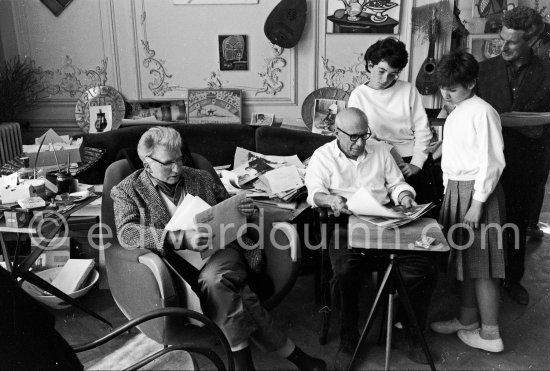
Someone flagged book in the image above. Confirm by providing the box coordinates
[51,258,95,294]
[17,196,46,210]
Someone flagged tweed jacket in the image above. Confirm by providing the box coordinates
[111,167,263,271]
[477,55,550,144]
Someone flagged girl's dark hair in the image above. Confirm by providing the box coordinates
[435,50,479,88]
[364,37,408,70]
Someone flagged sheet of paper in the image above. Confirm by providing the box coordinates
[194,193,247,259]
[346,187,404,218]
[261,166,303,195]
[0,173,18,188]
[165,194,211,231]
[233,147,303,169]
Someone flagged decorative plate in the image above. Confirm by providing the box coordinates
[75,86,126,133]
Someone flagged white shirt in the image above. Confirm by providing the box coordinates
[348,81,432,169]
[441,95,505,203]
[305,140,415,206]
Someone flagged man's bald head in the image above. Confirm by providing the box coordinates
[334,108,371,159]
[335,107,370,132]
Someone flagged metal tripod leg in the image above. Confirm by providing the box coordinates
[347,256,394,371]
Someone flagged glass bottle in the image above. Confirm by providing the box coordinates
[95,109,108,133]
[18,156,34,181]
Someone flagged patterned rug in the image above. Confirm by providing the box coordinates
[85,333,194,370]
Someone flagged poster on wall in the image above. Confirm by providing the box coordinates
[326,0,401,34]
[219,35,248,71]
[187,89,242,124]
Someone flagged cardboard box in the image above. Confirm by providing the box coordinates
[22,129,83,168]
[4,210,30,228]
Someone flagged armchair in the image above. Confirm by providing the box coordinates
[102,154,301,347]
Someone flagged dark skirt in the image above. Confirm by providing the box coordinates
[439,180,506,280]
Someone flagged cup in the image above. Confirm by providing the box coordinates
[56,172,73,197]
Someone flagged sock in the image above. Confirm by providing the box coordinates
[459,306,478,326]
[480,324,500,340]
[286,346,327,371]
[232,346,255,371]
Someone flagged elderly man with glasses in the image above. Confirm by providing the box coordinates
[112,126,326,371]
[305,108,438,369]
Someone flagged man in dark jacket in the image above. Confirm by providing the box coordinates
[477,6,550,306]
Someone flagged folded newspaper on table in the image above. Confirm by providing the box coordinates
[347,187,435,229]
[164,193,247,267]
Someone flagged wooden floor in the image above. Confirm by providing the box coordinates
[55,189,550,370]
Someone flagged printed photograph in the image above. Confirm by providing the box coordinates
[250,113,274,126]
[88,105,112,133]
[312,99,347,136]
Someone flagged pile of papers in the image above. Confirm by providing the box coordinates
[347,187,435,229]
[219,148,308,210]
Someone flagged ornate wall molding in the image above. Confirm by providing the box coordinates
[138,2,184,96]
[256,44,287,96]
[33,55,108,98]
[321,54,368,94]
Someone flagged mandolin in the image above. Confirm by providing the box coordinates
[415,7,440,96]
[264,0,307,49]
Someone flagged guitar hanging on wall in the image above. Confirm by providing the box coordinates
[264,0,307,49]
[415,7,440,96]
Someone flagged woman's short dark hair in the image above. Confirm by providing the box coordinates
[364,37,408,70]
[435,51,479,88]
[502,6,542,39]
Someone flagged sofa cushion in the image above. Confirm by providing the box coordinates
[255,126,334,160]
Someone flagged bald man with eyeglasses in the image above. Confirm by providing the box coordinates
[305,108,438,368]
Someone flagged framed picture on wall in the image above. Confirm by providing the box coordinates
[187,89,242,124]
[326,0,401,34]
[468,34,504,62]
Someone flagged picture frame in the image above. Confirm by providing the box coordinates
[187,89,242,124]
[127,101,187,123]
[312,99,347,136]
[40,0,74,16]
[250,113,274,126]
[326,0,401,34]
[468,34,504,62]
[219,35,248,71]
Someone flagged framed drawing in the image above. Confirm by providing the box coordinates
[219,35,248,71]
[326,0,401,34]
[40,0,74,16]
[187,89,242,124]
[468,34,504,62]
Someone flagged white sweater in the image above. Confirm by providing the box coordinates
[348,80,432,169]
[441,95,505,203]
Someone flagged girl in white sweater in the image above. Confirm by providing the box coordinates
[348,37,434,202]
[430,51,506,353]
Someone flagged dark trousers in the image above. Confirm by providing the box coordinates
[328,225,437,341]
[501,135,549,283]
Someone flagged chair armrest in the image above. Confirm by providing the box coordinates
[138,253,176,300]
[272,222,300,262]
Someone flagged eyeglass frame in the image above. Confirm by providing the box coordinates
[337,127,372,142]
[147,155,186,170]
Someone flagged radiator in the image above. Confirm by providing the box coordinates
[0,122,23,166]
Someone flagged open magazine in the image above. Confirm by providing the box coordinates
[347,187,435,229]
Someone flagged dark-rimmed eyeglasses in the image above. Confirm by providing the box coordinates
[147,155,186,170]
[337,127,372,142]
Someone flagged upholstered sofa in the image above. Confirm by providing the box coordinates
[77,124,334,185]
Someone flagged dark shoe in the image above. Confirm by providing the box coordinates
[526,224,544,239]
[504,281,529,305]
